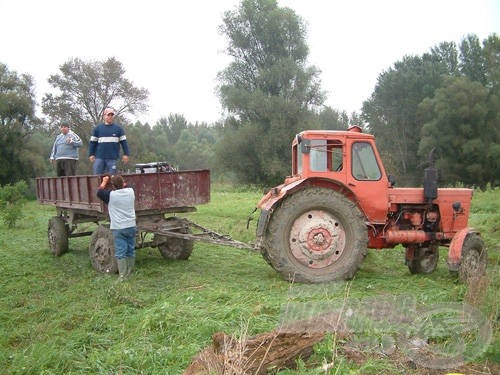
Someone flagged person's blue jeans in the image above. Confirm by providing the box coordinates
[93,158,117,174]
[112,226,137,259]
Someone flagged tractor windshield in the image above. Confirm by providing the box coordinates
[352,142,381,180]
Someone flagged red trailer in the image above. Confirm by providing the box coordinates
[36,170,251,273]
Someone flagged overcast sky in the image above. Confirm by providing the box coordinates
[1,0,498,124]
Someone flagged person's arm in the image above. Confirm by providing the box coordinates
[119,128,130,164]
[96,176,111,204]
[88,126,98,159]
[70,131,83,148]
[49,137,57,163]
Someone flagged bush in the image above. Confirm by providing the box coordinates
[0,181,28,228]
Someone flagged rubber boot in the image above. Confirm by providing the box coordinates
[126,257,135,278]
[117,258,128,281]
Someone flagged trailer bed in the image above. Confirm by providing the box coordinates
[36,169,210,214]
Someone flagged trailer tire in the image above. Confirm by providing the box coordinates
[407,244,439,274]
[89,225,118,274]
[262,187,367,283]
[156,218,194,260]
[459,234,487,283]
[48,216,69,256]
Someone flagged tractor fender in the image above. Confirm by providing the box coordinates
[447,227,480,271]
[256,177,356,237]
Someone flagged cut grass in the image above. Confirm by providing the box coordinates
[0,187,497,374]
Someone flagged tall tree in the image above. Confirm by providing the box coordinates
[41,57,149,138]
[459,34,488,85]
[418,76,499,187]
[156,114,189,145]
[362,54,449,184]
[0,63,41,184]
[473,34,500,96]
[317,106,349,130]
[216,0,324,185]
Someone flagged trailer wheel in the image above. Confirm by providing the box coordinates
[48,216,69,256]
[89,225,118,273]
[262,187,367,283]
[156,218,194,260]
[407,244,439,274]
[459,234,487,283]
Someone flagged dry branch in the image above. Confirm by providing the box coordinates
[183,312,348,374]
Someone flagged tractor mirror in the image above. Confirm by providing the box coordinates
[300,139,311,154]
[388,174,396,187]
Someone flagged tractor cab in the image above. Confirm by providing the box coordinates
[291,126,391,222]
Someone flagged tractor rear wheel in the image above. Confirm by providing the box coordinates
[261,187,367,283]
[89,225,118,274]
[407,244,439,274]
[156,217,194,260]
[459,234,487,283]
[48,216,69,256]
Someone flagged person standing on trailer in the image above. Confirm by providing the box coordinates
[88,107,130,174]
[97,174,136,281]
[49,122,83,176]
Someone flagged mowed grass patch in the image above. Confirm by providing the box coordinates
[0,187,497,374]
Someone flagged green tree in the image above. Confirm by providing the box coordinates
[156,114,188,145]
[41,57,149,138]
[317,106,350,130]
[430,41,460,77]
[216,0,324,185]
[459,34,488,85]
[418,76,499,187]
[173,127,216,170]
[362,50,454,184]
[0,63,41,185]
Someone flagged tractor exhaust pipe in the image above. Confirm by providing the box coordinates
[424,148,438,203]
[385,230,444,243]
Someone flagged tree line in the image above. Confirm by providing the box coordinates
[1,0,498,191]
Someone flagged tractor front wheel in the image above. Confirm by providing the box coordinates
[407,244,439,274]
[459,234,487,283]
[261,187,367,283]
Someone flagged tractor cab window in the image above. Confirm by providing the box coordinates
[310,139,327,171]
[309,139,343,172]
[352,142,381,180]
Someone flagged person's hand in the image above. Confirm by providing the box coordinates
[99,175,110,189]
[89,156,95,162]
[122,155,129,164]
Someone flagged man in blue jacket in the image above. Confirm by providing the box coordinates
[49,123,83,176]
[88,107,130,174]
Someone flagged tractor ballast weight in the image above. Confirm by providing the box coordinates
[255,127,487,284]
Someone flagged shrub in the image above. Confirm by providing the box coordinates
[0,181,28,228]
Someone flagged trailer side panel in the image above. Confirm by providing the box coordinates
[36,170,210,213]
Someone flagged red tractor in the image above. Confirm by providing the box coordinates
[255,126,487,283]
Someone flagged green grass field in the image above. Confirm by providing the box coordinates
[0,186,498,374]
